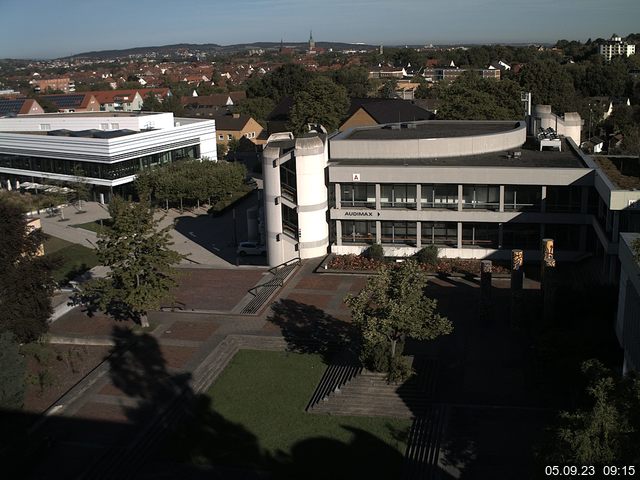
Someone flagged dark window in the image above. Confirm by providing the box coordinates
[462,185,500,210]
[502,223,540,249]
[282,204,298,239]
[462,223,499,248]
[421,222,457,246]
[381,221,417,245]
[546,186,581,213]
[504,186,542,212]
[421,184,458,209]
[341,220,376,244]
[381,184,417,209]
[341,183,375,208]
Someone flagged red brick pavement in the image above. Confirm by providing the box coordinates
[50,311,129,337]
[158,344,199,370]
[75,402,131,424]
[172,268,266,311]
[160,320,219,341]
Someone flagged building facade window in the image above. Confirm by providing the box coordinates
[504,185,542,211]
[502,223,539,249]
[546,186,582,212]
[421,184,458,209]
[421,222,457,246]
[341,183,375,208]
[462,223,499,248]
[380,184,417,209]
[462,185,500,210]
[381,221,417,245]
[279,159,297,202]
[282,204,298,239]
[341,220,376,244]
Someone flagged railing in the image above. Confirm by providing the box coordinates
[268,257,301,275]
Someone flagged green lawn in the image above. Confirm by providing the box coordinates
[43,236,99,284]
[72,219,112,234]
[168,350,410,479]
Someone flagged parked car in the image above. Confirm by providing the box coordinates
[236,242,267,256]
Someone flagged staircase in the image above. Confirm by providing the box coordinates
[240,260,299,315]
[402,405,449,480]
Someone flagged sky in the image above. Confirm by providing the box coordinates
[1,0,639,59]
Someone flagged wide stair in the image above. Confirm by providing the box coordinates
[240,260,300,315]
[402,405,449,480]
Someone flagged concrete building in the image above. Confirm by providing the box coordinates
[616,233,640,374]
[0,111,217,202]
[262,108,640,287]
[599,34,636,62]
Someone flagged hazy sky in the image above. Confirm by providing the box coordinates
[1,0,639,59]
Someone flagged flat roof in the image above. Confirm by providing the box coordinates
[330,138,587,169]
[2,111,164,119]
[342,121,521,140]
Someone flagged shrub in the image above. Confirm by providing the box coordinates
[416,245,439,265]
[366,243,385,261]
[387,355,414,383]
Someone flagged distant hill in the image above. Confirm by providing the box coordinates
[66,41,379,60]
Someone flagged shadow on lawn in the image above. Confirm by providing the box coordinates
[268,298,358,364]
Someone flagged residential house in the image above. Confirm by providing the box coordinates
[339,98,435,132]
[0,98,44,117]
[213,113,264,146]
[40,93,100,113]
[32,77,75,93]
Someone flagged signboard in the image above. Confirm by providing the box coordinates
[352,173,361,182]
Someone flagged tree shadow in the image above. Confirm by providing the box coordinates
[268,298,358,363]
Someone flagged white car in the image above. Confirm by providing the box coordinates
[236,242,267,256]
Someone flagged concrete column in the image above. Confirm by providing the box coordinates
[580,186,589,214]
[480,260,493,323]
[335,183,341,209]
[416,184,421,211]
[375,220,381,244]
[498,223,504,249]
[499,185,505,213]
[510,249,524,327]
[336,220,342,246]
[457,222,462,249]
[541,238,557,323]
[612,212,620,242]
[416,221,422,248]
[541,186,547,213]
[608,255,618,284]
[457,184,463,212]
[375,183,381,211]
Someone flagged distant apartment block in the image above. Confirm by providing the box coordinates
[32,77,75,93]
[599,34,636,62]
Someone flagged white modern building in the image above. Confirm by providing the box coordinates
[262,107,640,287]
[0,111,217,201]
[599,34,636,62]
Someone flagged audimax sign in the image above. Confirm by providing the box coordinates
[343,211,381,217]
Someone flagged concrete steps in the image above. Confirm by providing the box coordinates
[240,262,299,315]
[402,405,449,480]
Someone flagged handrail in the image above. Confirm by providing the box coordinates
[268,257,301,275]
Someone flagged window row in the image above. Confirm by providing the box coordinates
[0,146,199,180]
[337,184,584,213]
[340,220,582,250]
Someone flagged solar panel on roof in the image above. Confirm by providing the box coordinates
[0,99,25,116]
[47,94,84,109]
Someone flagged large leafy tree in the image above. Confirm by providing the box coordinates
[543,360,640,465]
[435,72,523,120]
[333,66,372,98]
[518,60,579,113]
[288,76,349,134]
[80,198,183,327]
[344,260,452,370]
[246,64,314,102]
[0,200,56,342]
[0,332,25,409]
[237,96,275,127]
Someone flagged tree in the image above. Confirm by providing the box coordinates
[141,92,162,112]
[288,76,349,134]
[435,72,522,120]
[0,332,25,409]
[518,60,579,113]
[0,200,56,342]
[236,96,275,127]
[379,79,398,99]
[80,197,183,327]
[543,360,640,465]
[344,260,453,375]
[333,67,371,98]
[246,64,314,102]
[71,165,90,212]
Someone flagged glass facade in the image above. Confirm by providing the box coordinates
[280,159,297,202]
[0,146,198,180]
[462,185,500,210]
[381,221,416,245]
[421,222,457,246]
[282,204,298,239]
[341,220,376,244]
[341,183,375,208]
[504,186,542,212]
[501,223,540,249]
[462,223,499,248]
[546,186,582,213]
[380,184,417,209]
[421,184,458,209]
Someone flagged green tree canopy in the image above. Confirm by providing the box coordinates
[288,76,349,134]
[246,64,314,102]
[344,260,453,371]
[0,200,56,342]
[0,332,25,409]
[80,198,184,327]
[543,359,640,465]
[435,72,523,120]
[518,60,579,113]
[333,66,372,98]
[236,96,275,127]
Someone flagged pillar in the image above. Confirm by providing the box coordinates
[499,185,505,213]
[457,184,463,212]
[457,222,462,249]
[540,186,547,213]
[334,183,341,209]
[416,221,422,249]
[375,183,381,211]
[416,184,421,211]
[336,220,342,246]
[510,249,524,326]
[541,238,556,324]
[480,260,493,322]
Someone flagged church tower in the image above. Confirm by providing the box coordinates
[309,30,316,53]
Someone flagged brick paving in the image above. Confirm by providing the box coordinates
[171,268,266,311]
[159,320,220,341]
